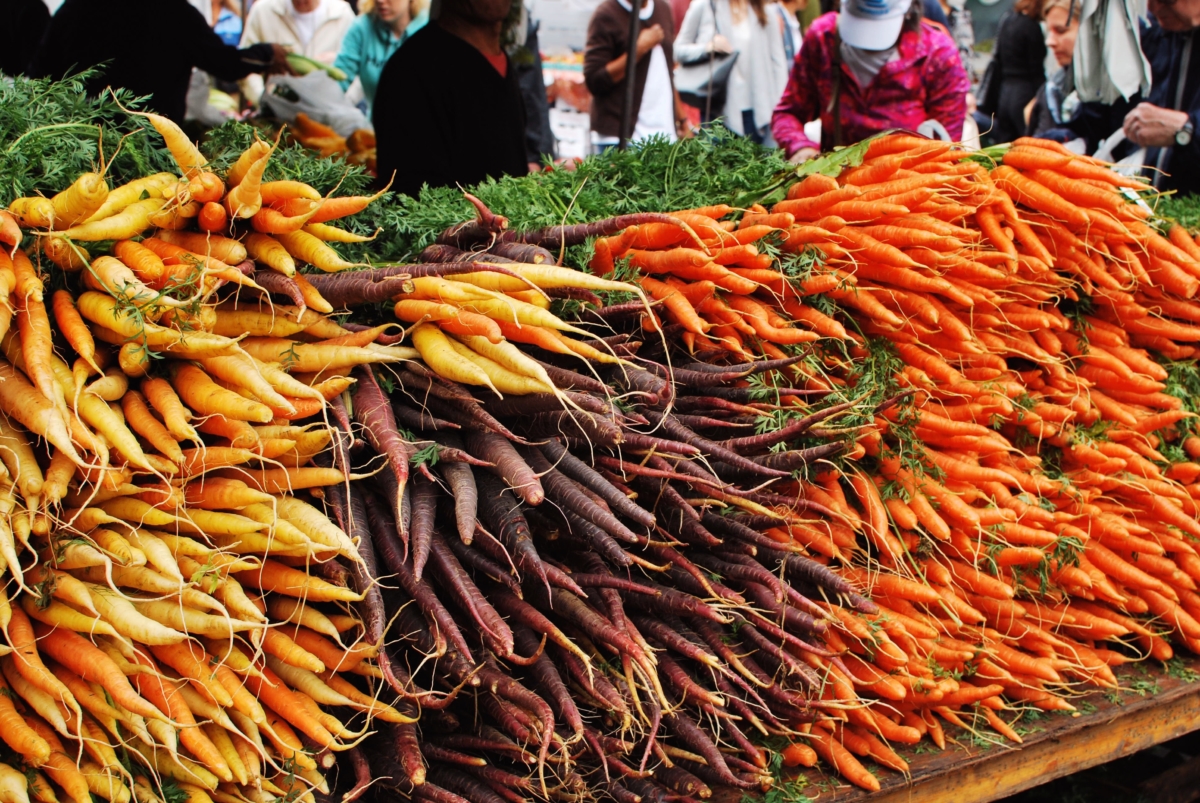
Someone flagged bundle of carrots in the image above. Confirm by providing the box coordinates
[0,113,443,803]
[12,97,1200,803]
[569,133,1200,792]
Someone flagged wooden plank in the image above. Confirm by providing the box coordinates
[859,687,1200,803]
[758,659,1200,803]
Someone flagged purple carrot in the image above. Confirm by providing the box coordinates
[563,509,634,567]
[419,243,515,263]
[617,433,700,455]
[691,553,785,603]
[679,354,807,376]
[466,431,544,505]
[303,274,414,307]
[391,399,461,432]
[674,413,754,430]
[531,360,608,394]
[718,400,858,451]
[657,652,725,708]
[478,661,555,788]
[394,721,426,788]
[678,384,828,402]
[484,391,612,418]
[740,580,827,637]
[540,439,655,528]
[566,574,661,596]
[365,492,475,666]
[497,212,697,250]
[545,286,603,306]
[739,623,821,689]
[409,472,437,580]
[579,301,647,324]
[433,434,477,543]
[463,192,508,231]
[549,588,651,672]
[643,411,790,478]
[475,472,548,591]
[252,271,306,311]
[541,561,588,597]
[627,581,731,623]
[672,396,764,416]
[654,764,711,800]
[488,241,556,264]
[612,364,671,404]
[444,535,521,597]
[520,410,624,448]
[351,366,410,535]
[428,531,513,657]
[412,782,469,803]
[665,710,754,788]
[630,615,722,669]
[426,767,509,803]
[421,744,486,767]
[524,447,640,543]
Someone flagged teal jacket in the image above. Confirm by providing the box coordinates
[335,11,427,113]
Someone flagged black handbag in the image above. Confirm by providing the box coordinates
[975,15,1005,117]
[674,0,740,117]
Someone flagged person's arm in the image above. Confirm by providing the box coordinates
[673,0,710,64]
[583,9,620,97]
[183,2,283,81]
[924,29,970,141]
[334,18,366,90]
[770,25,822,157]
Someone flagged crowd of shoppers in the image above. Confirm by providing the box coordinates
[3,0,1198,194]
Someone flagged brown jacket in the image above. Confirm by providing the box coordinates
[584,0,676,138]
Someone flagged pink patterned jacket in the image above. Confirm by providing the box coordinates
[770,12,970,156]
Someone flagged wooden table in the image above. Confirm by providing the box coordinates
[740,658,1200,803]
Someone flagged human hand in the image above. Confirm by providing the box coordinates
[710,34,733,55]
[1124,102,1191,148]
[789,147,819,164]
[636,24,665,57]
[528,162,543,174]
[266,44,295,75]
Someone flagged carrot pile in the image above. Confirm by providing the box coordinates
[0,112,430,803]
[8,104,1200,803]
[574,133,1200,792]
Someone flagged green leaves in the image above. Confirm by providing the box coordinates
[0,72,175,208]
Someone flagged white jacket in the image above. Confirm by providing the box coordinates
[675,0,788,136]
[239,0,356,105]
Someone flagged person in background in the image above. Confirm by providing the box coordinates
[771,0,968,161]
[675,0,789,141]
[31,0,291,122]
[774,0,805,64]
[373,0,528,195]
[240,0,356,106]
[584,0,691,150]
[511,13,557,170]
[0,0,50,76]
[334,0,428,115]
[1124,0,1200,193]
[939,0,973,71]
[1026,0,1080,140]
[984,0,1046,143]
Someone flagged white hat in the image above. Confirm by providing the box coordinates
[839,0,913,51]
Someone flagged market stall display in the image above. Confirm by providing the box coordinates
[6,70,1200,803]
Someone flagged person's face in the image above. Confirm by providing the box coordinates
[1149,0,1200,30]
[1044,6,1078,67]
[374,0,404,22]
[292,0,320,12]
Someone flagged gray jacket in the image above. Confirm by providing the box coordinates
[674,0,788,133]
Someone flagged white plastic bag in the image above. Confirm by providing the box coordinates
[261,71,372,137]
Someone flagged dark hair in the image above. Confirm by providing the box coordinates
[1013,0,1045,18]
[903,0,923,30]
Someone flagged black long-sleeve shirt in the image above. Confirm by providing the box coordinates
[0,0,50,77]
[373,24,528,198]
[1142,20,1200,195]
[30,0,275,123]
